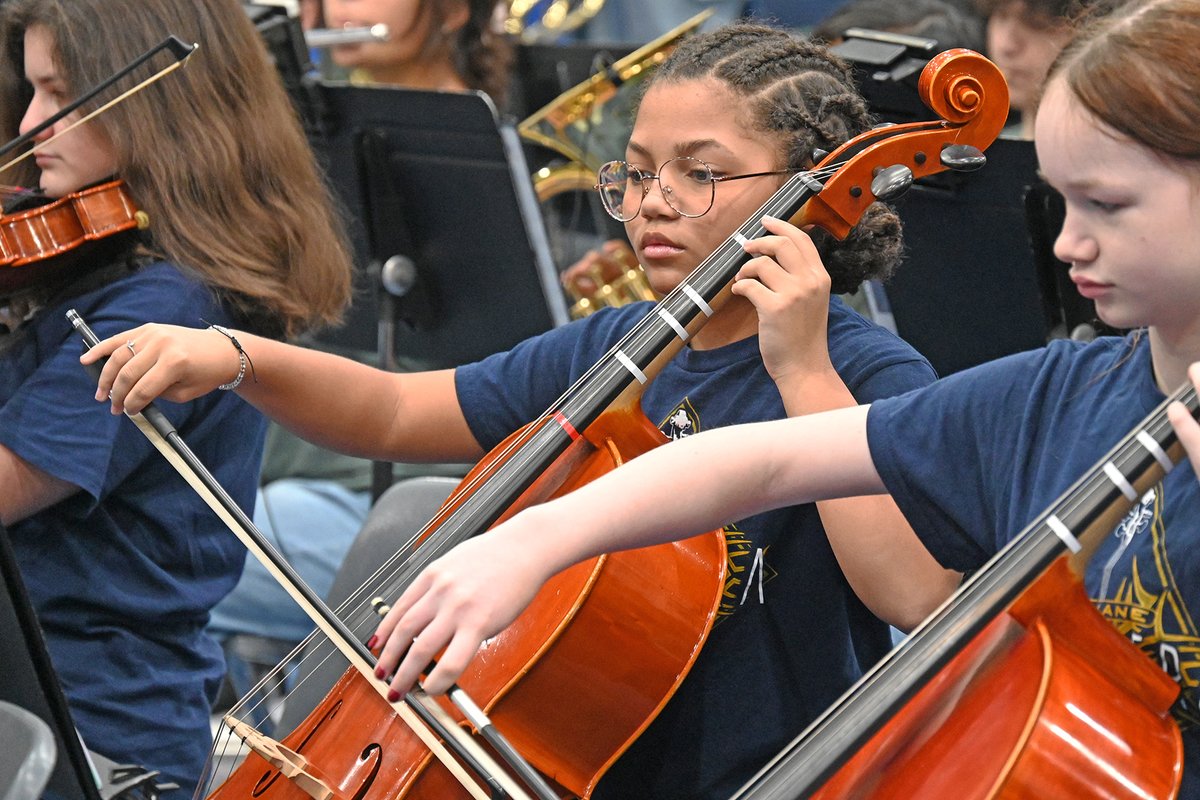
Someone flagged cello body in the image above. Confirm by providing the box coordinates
[813,560,1182,799]
[203,48,1010,800]
[732,388,1198,800]
[210,401,727,799]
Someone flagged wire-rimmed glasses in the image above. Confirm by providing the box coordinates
[595,156,802,222]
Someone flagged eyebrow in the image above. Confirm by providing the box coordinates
[627,138,737,160]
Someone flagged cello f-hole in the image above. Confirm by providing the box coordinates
[348,744,384,800]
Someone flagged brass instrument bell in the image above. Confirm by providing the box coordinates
[517,11,712,317]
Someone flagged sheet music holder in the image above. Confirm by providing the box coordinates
[0,522,101,800]
[311,85,569,367]
[883,137,1056,375]
[513,42,636,120]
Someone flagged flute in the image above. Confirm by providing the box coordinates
[304,23,389,47]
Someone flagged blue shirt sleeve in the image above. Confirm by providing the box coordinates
[455,305,644,450]
[0,264,226,506]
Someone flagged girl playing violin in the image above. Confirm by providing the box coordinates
[357,0,1200,793]
[0,0,351,792]
[87,23,943,799]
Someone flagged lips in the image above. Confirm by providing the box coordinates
[1071,275,1114,300]
[639,233,684,260]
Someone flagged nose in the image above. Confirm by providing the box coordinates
[638,176,679,218]
[1053,207,1098,266]
[988,16,1024,60]
[18,94,52,141]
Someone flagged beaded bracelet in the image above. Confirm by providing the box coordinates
[205,323,256,391]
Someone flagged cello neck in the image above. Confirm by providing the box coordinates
[733,380,1198,798]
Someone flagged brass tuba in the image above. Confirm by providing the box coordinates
[517,11,711,316]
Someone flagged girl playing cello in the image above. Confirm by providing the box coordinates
[0,0,351,792]
[87,23,943,799]
[357,0,1200,793]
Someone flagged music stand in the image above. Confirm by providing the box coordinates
[831,29,943,125]
[0,523,102,800]
[513,43,637,120]
[883,137,1056,375]
[311,85,569,365]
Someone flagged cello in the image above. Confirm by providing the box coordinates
[728,361,1190,794]
[92,49,1008,800]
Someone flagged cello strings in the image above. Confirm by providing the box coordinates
[259,161,844,710]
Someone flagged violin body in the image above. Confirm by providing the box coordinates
[814,560,1182,799]
[210,400,727,799]
[0,180,145,294]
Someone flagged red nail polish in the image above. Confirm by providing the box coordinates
[386,689,400,703]
[375,666,385,679]
[366,635,378,650]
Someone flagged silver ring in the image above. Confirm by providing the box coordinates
[125,340,136,356]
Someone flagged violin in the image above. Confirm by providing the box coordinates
[0,180,148,295]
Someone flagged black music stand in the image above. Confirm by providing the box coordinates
[0,523,101,800]
[883,137,1056,375]
[311,85,569,365]
[513,42,636,119]
[310,86,569,496]
[831,28,944,125]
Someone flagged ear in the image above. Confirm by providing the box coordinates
[441,0,471,36]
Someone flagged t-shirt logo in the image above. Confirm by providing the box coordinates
[1092,483,1200,729]
[661,400,698,440]
[658,399,776,623]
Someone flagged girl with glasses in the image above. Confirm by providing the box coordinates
[86,22,938,799]
[373,0,1200,793]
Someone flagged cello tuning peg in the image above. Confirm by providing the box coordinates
[940,144,987,172]
[811,147,829,164]
[870,164,914,202]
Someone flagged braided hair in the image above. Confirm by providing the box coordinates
[647,23,903,294]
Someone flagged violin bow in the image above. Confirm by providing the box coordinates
[0,36,196,176]
[67,310,560,800]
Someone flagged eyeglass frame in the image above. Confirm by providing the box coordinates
[594,155,803,222]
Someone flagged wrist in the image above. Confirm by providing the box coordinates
[514,502,595,579]
[205,323,255,391]
[777,364,853,416]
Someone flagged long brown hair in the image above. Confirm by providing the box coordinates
[1049,0,1200,162]
[0,0,353,337]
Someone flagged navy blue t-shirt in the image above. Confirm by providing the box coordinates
[868,334,1200,797]
[0,262,266,794]
[457,297,936,799]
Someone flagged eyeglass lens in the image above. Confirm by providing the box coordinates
[597,157,716,222]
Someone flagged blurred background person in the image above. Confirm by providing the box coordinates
[976,0,1077,137]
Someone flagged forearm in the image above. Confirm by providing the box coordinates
[0,444,78,526]
[776,370,959,628]
[93,324,485,463]
[240,337,483,462]
[506,407,887,576]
